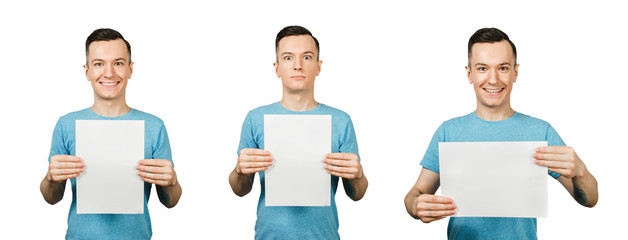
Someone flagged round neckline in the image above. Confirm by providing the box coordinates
[275,101,322,113]
[471,111,519,123]
[88,107,134,119]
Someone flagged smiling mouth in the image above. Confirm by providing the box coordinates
[99,81,120,87]
[484,88,504,94]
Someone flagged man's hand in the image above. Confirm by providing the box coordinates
[235,148,273,175]
[323,153,363,180]
[137,159,177,186]
[46,155,84,182]
[534,146,586,179]
[414,194,456,223]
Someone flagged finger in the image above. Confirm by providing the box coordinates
[534,160,569,169]
[548,168,570,176]
[325,165,358,175]
[140,176,170,186]
[240,161,273,168]
[417,210,456,218]
[51,168,84,175]
[534,153,570,161]
[240,148,271,156]
[240,155,274,162]
[240,167,268,174]
[52,155,83,162]
[326,152,357,160]
[138,159,172,167]
[419,202,457,211]
[536,146,572,154]
[52,173,82,181]
[52,161,85,169]
[420,216,445,223]
[137,165,174,174]
[138,171,173,181]
[324,158,358,167]
[327,170,355,179]
[419,194,454,204]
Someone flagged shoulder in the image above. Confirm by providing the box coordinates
[131,109,165,126]
[440,112,474,129]
[513,112,551,127]
[319,103,351,121]
[57,108,91,124]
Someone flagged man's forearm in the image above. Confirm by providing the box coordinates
[157,180,182,208]
[572,169,598,207]
[40,176,65,205]
[229,169,254,197]
[343,175,368,201]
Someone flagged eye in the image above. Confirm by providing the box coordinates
[94,62,103,67]
[304,55,312,60]
[477,67,487,71]
[499,66,508,71]
[114,62,124,66]
[284,56,293,61]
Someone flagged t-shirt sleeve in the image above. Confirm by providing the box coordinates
[420,124,445,173]
[237,112,258,155]
[48,119,69,162]
[546,124,566,179]
[153,123,173,162]
[339,117,360,158]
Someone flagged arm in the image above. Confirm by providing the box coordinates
[137,159,182,208]
[324,153,368,201]
[228,148,273,197]
[535,146,598,207]
[404,168,456,223]
[40,155,84,204]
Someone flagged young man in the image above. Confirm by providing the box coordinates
[229,25,368,239]
[404,28,598,239]
[39,28,182,239]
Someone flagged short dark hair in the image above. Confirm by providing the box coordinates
[275,25,320,60]
[468,28,517,66]
[85,28,132,63]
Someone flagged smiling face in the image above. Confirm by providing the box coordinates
[83,38,133,102]
[274,35,322,94]
[466,40,519,111]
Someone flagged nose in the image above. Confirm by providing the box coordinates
[293,58,302,71]
[488,69,498,84]
[104,63,114,78]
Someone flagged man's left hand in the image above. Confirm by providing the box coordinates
[323,153,363,180]
[534,146,585,179]
[137,159,177,186]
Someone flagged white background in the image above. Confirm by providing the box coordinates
[1,0,625,239]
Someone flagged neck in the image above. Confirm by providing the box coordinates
[91,97,130,117]
[280,90,317,112]
[475,104,515,121]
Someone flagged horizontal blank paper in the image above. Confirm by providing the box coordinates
[439,141,548,218]
[264,114,331,206]
[76,120,144,214]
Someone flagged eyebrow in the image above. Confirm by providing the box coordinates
[280,51,316,56]
[474,62,512,67]
[91,58,128,63]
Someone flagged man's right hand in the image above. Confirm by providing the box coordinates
[414,194,457,223]
[235,148,273,175]
[46,155,84,182]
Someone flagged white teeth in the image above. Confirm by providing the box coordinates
[485,88,503,94]
[101,82,117,86]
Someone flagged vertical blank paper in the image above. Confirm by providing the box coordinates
[264,115,331,206]
[76,120,144,214]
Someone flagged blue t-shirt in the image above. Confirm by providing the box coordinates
[237,102,359,240]
[48,108,172,240]
[420,112,565,240]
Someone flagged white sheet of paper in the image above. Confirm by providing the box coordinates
[264,115,331,206]
[439,141,548,218]
[76,120,144,214]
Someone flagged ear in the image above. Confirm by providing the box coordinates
[273,61,280,78]
[84,64,89,80]
[128,61,134,79]
[513,63,519,83]
[465,65,472,84]
[316,60,322,76]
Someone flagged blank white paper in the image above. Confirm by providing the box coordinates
[264,115,331,206]
[76,120,144,214]
[439,141,548,218]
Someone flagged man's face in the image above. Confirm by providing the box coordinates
[466,40,518,110]
[274,35,322,93]
[83,38,133,101]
